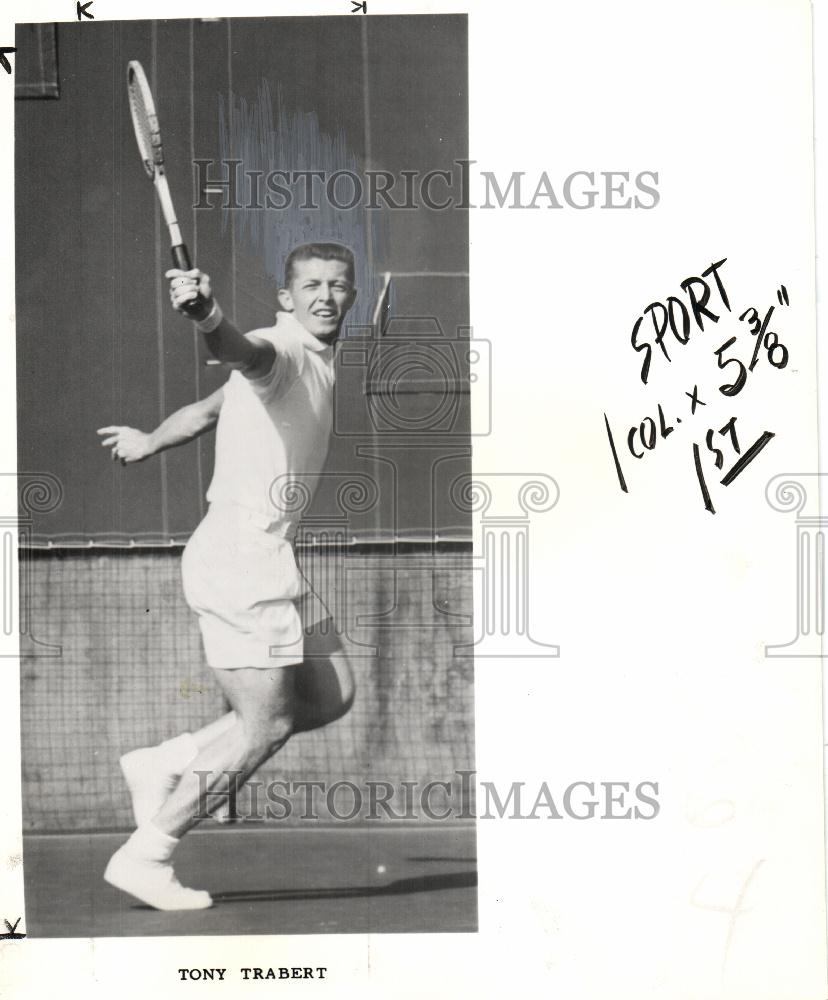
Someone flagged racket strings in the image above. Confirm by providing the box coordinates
[128,72,164,176]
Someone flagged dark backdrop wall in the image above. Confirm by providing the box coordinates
[16,16,470,544]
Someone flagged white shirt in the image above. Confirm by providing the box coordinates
[205,311,336,537]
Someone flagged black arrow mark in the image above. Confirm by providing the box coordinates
[351,1,367,11]
[1,917,25,940]
[77,1,94,19]
[0,48,16,74]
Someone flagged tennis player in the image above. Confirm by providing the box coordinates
[98,243,357,910]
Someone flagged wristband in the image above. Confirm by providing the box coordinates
[195,300,223,333]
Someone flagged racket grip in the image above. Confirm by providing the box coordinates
[170,243,210,319]
[171,244,192,271]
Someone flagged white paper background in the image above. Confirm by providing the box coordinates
[1,2,826,999]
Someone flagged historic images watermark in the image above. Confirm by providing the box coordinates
[193,159,661,213]
[194,769,661,822]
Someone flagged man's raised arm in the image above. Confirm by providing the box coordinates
[166,268,276,381]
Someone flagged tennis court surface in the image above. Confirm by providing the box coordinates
[24,823,477,937]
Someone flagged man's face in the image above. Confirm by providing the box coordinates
[278,258,356,341]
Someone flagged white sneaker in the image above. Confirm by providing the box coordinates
[104,844,212,911]
[120,747,180,827]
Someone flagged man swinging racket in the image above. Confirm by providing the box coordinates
[97,242,358,910]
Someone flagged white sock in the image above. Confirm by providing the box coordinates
[125,822,179,863]
[120,734,199,827]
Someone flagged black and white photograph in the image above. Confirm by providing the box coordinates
[5,2,828,998]
[15,13,476,938]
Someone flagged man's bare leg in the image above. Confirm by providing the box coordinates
[120,621,354,827]
[293,621,355,733]
[105,665,296,909]
[194,628,356,821]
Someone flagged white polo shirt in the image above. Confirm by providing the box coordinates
[205,310,336,538]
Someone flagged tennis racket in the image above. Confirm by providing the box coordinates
[127,60,201,313]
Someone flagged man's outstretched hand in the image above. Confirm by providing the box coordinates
[166,268,214,321]
[97,426,152,465]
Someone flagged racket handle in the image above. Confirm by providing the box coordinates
[171,244,192,271]
[170,243,210,319]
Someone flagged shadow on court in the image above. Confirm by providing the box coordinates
[23,824,478,937]
[407,856,477,863]
[208,870,476,905]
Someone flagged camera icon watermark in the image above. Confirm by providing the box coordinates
[335,292,490,440]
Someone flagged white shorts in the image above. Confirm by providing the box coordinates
[181,503,329,669]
